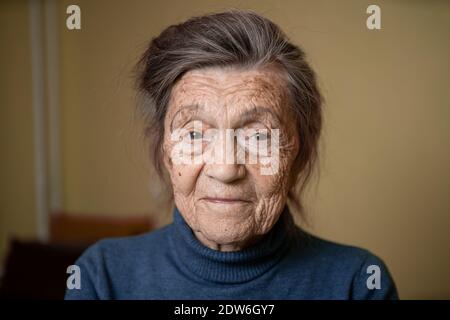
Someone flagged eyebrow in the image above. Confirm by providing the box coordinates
[170,104,202,131]
[236,106,281,128]
[170,104,281,130]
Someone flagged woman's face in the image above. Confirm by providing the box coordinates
[163,66,300,251]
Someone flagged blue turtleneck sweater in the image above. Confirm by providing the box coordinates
[65,207,398,299]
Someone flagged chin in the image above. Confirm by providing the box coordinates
[199,220,252,246]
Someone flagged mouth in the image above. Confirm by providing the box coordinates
[201,197,251,204]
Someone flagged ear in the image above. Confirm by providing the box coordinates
[161,142,172,172]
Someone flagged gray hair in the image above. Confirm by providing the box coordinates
[135,9,323,216]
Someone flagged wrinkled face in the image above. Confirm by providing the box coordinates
[163,66,300,251]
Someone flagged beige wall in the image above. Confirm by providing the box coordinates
[0,0,38,265]
[1,0,449,299]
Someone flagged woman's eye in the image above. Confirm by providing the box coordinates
[250,131,269,142]
[188,131,203,140]
[257,132,268,141]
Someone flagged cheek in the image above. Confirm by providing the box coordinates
[169,164,203,195]
[163,133,202,196]
[249,168,288,198]
[248,143,299,199]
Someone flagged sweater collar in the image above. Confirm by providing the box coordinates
[170,205,295,284]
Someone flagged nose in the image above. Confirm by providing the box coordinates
[203,129,247,183]
[205,163,246,183]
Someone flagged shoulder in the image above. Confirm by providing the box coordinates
[78,223,173,267]
[295,231,377,267]
[90,224,171,253]
[65,224,173,299]
[285,229,399,299]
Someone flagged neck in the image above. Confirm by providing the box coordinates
[193,230,263,252]
[170,205,297,283]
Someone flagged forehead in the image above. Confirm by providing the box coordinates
[168,66,289,115]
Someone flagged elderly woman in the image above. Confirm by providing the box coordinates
[66,10,397,300]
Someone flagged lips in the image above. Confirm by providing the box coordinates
[201,197,251,204]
